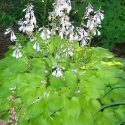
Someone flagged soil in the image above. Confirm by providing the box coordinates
[0,26,125,59]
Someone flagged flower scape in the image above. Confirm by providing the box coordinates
[0,0,125,125]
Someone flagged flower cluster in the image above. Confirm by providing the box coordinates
[18,3,36,33]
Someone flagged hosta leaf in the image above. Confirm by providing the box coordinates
[0,86,12,98]
[27,99,44,118]
[30,115,47,125]
[0,59,6,70]
[61,97,81,119]
[49,75,65,89]
[79,109,94,125]
[88,99,101,115]
[64,71,78,90]
[4,67,16,77]
[9,60,27,73]
[50,112,63,125]
[48,94,66,112]
[0,98,12,112]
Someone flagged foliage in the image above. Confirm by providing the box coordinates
[1,44,125,124]
[94,0,125,50]
[71,0,125,50]
[0,0,53,28]
[1,1,125,124]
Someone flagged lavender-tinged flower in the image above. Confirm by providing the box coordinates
[52,65,65,78]
[39,27,51,40]
[85,3,93,18]
[4,28,17,42]
[18,3,36,33]
[33,42,40,51]
[93,8,104,24]
[86,19,95,31]
[12,49,22,59]
[54,0,71,17]
[12,45,22,59]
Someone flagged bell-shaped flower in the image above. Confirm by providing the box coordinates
[33,42,40,51]
[40,27,51,40]
[10,32,17,42]
[85,3,93,17]
[52,66,65,78]
[12,49,22,59]
[4,28,17,42]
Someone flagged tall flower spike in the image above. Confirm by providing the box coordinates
[18,3,36,33]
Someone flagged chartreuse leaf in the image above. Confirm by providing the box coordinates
[92,47,113,59]
[61,97,81,120]
[4,67,16,77]
[94,109,118,125]
[96,70,119,85]
[64,71,78,90]
[30,114,47,125]
[48,93,66,112]
[50,112,63,125]
[78,109,94,125]
[49,75,65,89]
[0,98,12,112]
[29,58,47,75]
[27,98,44,118]
[0,59,6,70]
[0,86,12,98]
[9,60,28,73]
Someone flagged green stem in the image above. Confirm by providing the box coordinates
[43,0,47,26]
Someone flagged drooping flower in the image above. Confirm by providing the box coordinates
[39,27,51,40]
[4,28,17,42]
[52,65,65,78]
[33,42,40,51]
[12,44,22,59]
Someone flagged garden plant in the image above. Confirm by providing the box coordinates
[0,0,125,125]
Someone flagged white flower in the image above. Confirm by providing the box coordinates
[40,27,51,40]
[85,3,93,17]
[4,28,11,35]
[86,19,95,30]
[4,28,17,42]
[10,32,17,42]
[52,66,65,78]
[81,39,86,47]
[12,49,22,59]
[33,42,40,51]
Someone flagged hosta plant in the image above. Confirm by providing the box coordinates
[0,0,125,125]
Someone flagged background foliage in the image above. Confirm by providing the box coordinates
[71,0,125,51]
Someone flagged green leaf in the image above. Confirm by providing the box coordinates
[49,75,65,89]
[30,115,47,125]
[64,71,78,90]
[61,97,81,119]
[9,60,27,73]
[78,109,94,125]
[48,94,66,112]
[94,102,125,116]
[27,99,44,118]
